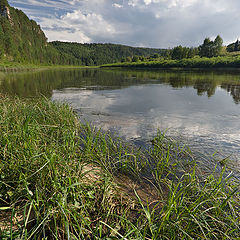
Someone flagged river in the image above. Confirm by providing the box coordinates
[1,68,240,170]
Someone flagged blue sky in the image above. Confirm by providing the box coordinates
[8,0,240,48]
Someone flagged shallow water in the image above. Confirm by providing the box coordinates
[1,68,240,168]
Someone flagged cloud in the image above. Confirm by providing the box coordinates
[51,81,240,160]
[112,3,123,8]
[37,9,118,43]
[61,10,116,36]
[44,28,91,43]
[129,0,198,8]
[8,0,240,47]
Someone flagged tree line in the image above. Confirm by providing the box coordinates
[50,41,166,66]
[128,35,225,62]
[123,35,240,63]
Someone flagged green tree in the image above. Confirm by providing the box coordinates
[132,55,139,62]
[234,40,240,51]
[171,46,183,59]
[199,38,212,57]
[187,47,199,58]
[199,36,223,57]
[126,56,132,62]
[214,35,223,55]
[152,53,159,59]
[226,42,235,52]
[227,40,240,52]
[171,46,197,60]
[163,49,171,59]
[139,56,146,61]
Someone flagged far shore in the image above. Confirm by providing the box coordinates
[0,62,99,72]
[3,55,240,72]
[101,55,240,69]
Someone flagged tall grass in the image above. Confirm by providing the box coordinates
[0,96,239,239]
[0,72,5,81]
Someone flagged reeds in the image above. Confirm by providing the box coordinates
[0,96,239,239]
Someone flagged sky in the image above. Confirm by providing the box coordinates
[8,0,240,48]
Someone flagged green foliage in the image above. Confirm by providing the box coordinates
[171,45,198,60]
[50,41,166,66]
[0,97,239,239]
[0,5,46,63]
[103,55,240,69]
[0,2,85,65]
[132,55,139,62]
[0,0,8,6]
[199,35,223,57]
[0,97,133,239]
[152,53,159,59]
[227,39,240,52]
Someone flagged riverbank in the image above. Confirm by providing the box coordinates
[101,55,240,69]
[0,61,98,72]
[0,96,239,239]
[3,55,240,72]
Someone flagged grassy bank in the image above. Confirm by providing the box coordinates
[0,96,239,239]
[0,61,98,72]
[101,55,240,69]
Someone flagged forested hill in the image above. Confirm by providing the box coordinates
[50,41,166,66]
[0,0,78,64]
[0,0,48,61]
[0,0,165,65]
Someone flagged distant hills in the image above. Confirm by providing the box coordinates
[50,41,166,66]
[0,0,165,66]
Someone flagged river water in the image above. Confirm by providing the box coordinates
[1,68,240,169]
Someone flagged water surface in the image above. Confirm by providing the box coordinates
[1,68,240,167]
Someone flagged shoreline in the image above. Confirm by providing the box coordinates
[101,55,240,69]
[0,96,239,239]
[0,63,99,72]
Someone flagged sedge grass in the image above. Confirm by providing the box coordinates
[0,96,239,239]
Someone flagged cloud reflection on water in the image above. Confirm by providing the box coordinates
[52,83,240,162]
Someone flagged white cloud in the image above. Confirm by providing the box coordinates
[143,0,152,5]
[112,3,123,8]
[61,10,116,37]
[8,0,240,47]
[51,83,240,160]
[130,0,198,8]
[45,28,91,43]
[128,0,140,7]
